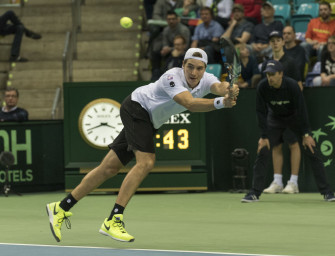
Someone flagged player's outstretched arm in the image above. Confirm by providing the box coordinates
[173,91,236,112]
[210,81,239,99]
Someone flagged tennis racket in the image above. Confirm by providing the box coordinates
[219,37,241,90]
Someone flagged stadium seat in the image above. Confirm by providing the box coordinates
[293,0,317,12]
[274,4,291,26]
[290,3,319,33]
[291,17,310,33]
[296,3,319,18]
[206,64,222,79]
[269,0,290,4]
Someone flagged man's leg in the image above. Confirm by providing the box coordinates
[263,144,284,193]
[46,149,123,242]
[115,150,155,207]
[71,150,124,201]
[282,142,300,193]
[99,150,155,242]
[241,146,272,202]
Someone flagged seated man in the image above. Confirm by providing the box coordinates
[0,10,42,62]
[0,87,28,121]
[191,7,224,64]
[164,35,187,71]
[221,4,254,45]
[300,2,335,62]
[250,2,283,62]
[283,26,306,82]
[150,10,190,80]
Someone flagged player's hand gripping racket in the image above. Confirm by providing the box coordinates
[219,37,241,99]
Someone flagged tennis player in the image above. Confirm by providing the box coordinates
[46,48,239,243]
[241,60,335,203]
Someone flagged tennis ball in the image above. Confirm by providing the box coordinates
[120,17,133,29]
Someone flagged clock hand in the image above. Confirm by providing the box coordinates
[87,123,116,131]
[104,124,115,129]
[87,123,104,131]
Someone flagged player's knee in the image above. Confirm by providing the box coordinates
[289,142,299,150]
[142,159,155,171]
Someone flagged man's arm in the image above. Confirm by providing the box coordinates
[235,31,251,44]
[173,91,236,112]
[210,81,239,97]
[221,19,236,39]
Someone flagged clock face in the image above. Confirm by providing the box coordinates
[78,98,123,149]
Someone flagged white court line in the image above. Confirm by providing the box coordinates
[0,242,290,256]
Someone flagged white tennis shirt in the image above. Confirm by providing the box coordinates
[131,67,220,129]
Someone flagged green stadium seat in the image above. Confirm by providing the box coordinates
[206,64,222,79]
[269,0,290,4]
[293,0,317,11]
[274,4,291,26]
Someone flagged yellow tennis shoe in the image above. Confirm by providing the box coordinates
[46,201,72,242]
[99,214,135,242]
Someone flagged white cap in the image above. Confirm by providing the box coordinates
[184,48,208,65]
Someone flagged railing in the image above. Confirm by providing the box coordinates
[57,0,84,118]
[51,87,61,119]
[62,0,83,83]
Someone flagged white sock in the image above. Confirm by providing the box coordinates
[274,174,283,187]
[289,175,298,185]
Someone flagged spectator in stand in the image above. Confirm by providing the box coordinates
[312,35,335,86]
[150,11,191,80]
[164,35,188,71]
[260,31,302,89]
[147,0,183,57]
[0,10,42,62]
[191,6,224,64]
[283,26,306,83]
[300,1,335,62]
[174,0,199,19]
[221,4,254,45]
[205,0,233,30]
[234,0,262,25]
[251,1,283,62]
[235,43,261,88]
[0,87,28,122]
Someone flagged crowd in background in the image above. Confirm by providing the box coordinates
[143,0,335,88]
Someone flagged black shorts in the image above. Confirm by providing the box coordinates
[268,114,299,147]
[108,95,157,166]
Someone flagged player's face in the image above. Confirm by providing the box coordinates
[183,59,206,88]
[4,90,18,108]
[266,71,283,88]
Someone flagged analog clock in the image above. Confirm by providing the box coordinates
[78,98,123,149]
